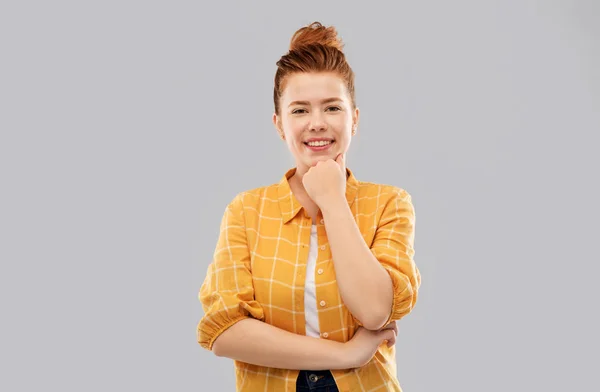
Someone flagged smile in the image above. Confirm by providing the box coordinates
[304,140,335,151]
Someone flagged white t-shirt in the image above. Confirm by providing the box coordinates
[304,224,321,338]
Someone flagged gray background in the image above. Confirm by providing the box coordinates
[1,0,598,391]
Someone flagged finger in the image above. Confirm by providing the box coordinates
[381,329,395,346]
[386,335,394,347]
[384,331,395,348]
[381,321,397,336]
[387,334,396,347]
[386,329,396,347]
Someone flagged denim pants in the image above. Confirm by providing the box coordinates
[296,369,339,391]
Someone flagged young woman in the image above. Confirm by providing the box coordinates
[197,21,421,392]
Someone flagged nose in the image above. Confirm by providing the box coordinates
[308,111,327,132]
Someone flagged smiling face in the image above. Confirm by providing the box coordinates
[273,72,359,176]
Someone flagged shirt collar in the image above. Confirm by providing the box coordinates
[277,166,360,224]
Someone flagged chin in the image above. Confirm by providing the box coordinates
[310,157,328,166]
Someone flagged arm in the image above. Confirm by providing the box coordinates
[321,198,393,330]
[321,188,421,330]
[197,193,350,370]
[212,318,349,370]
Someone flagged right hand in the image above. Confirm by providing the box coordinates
[343,321,398,368]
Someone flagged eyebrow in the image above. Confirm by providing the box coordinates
[288,97,343,107]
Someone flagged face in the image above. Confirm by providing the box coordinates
[273,72,359,176]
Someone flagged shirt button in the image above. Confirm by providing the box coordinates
[320,245,326,251]
[317,268,323,275]
[320,219,324,224]
[322,332,329,338]
[320,300,326,307]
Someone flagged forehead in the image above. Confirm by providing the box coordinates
[281,72,348,103]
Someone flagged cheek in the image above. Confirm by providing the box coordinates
[292,140,304,151]
[285,134,304,151]
[337,133,352,150]
[287,127,305,144]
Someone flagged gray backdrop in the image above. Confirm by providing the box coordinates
[1,0,598,391]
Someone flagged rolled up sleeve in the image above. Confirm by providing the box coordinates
[197,193,264,351]
[371,188,421,325]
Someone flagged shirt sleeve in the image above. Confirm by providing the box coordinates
[371,188,421,326]
[196,193,265,351]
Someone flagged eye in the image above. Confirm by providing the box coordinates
[327,106,341,112]
[292,109,307,114]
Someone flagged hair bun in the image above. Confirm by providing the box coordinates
[289,21,344,52]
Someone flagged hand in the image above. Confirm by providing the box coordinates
[302,153,346,208]
[343,321,398,369]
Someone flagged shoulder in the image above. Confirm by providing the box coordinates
[356,181,416,226]
[356,180,413,205]
[226,182,280,209]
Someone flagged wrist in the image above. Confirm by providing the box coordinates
[337,341,359,369]
[320,195,349,216]
[323,340,355,370]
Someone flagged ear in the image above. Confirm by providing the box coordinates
[352,107,360,131]
[273,113,285,140]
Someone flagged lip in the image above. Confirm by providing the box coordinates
[305,137,334,143]
[304,139,335,152]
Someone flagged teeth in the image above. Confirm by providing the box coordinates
[307,140,332,147]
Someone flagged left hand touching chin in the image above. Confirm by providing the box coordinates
[302,153,347,208]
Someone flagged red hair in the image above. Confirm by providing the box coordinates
[273,22,356,116]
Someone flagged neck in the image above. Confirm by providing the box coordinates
[289,170,306,193]
[290,164,308,187]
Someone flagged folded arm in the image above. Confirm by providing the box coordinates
[197,193,350,370]
[211,318,349,370]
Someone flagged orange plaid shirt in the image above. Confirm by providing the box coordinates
[197,167,421,391]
